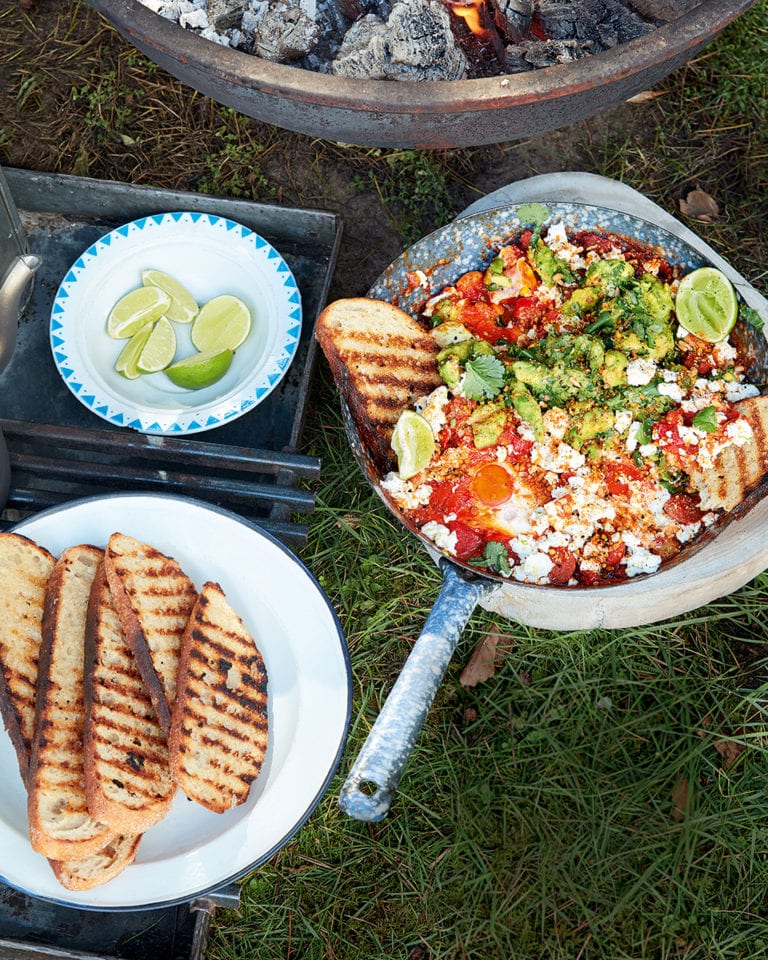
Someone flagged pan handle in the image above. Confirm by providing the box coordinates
[338,560,498,821]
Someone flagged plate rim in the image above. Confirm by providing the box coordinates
[1,492,352,911]
[49,211,303,436]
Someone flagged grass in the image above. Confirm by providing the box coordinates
[2,1,768,957]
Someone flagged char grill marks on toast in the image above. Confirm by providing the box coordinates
[169,581,268,814]
[0,533,56,788]
[83,560,176,834]
[105,532,198,733]
[687,395,768,513]
[315,298,443,473]
[27,544,117,861]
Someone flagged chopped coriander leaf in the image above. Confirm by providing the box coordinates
[469,541,512,576]
[463,354,506,401]
[693,406,718,433]
[741,305,765,331]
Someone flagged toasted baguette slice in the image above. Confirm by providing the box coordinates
[27,544,116,861]
[169,581,268,814]
[0,533,56,787]
[83,561,176,834]
[315,297,443,472]
[104,532,197,733]
[49,833,142,891]
[687,395,768,512]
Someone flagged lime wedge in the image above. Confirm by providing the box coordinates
[391,410,436,481]
[137,316,177,373]
[141,269,199,324]
[114,321,154,379]
[191,295,251,353]
[675,267,738,343]
[165,349,234,390]
[107,286,171,339]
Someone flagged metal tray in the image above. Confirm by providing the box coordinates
[0,169,342,956]
[0,167,343,546]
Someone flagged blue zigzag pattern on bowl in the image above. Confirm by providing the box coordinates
[50,211,302,435]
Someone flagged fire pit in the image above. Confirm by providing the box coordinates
[86,0,756,148]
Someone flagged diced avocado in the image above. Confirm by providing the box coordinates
[430,297,459,327]
[541,333,603,373]
[509,383,544,440]
[562,285,601,318]
[512,359,594,406]
[436,339,494,388]
[566,408,615,449]
[612,328,647,357]
[468,403,507,449]
[585,258,634,291]
[638,274,673,324]
[530,239,575,285]
[602,349,628,387]
[645,322,675,361]
[431,321,474,348]
[511,360,548,392]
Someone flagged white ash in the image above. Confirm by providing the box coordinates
[332,1,467,81]
[137,0,694,80]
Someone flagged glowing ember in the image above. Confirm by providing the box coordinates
[441,0,509,69]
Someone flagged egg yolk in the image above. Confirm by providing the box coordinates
[470,463,514,507]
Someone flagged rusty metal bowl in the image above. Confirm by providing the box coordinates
[85,0,756,149]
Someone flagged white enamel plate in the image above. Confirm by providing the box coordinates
[0,494,351,910]
[50,212,302,435]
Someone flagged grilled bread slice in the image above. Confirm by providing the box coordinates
[49,833,142,891]
[168,581,268,814]
[104,532,197,733]
[27,544,116,861]
[687,395,768,512]
[0,532,56,788]
[315,297,443,472]
[83,560,175,834]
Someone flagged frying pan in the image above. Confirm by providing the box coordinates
[337,190,768,821]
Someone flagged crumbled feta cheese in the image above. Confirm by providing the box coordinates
[621,532,662,577]
[658,381,684,403]
[626,421,642,452]
[713,339,738,364]
[514,550,554,583]
[381,474,432,511]
[415,386,449,436]
[421,521,458,555]
[613,410,633,434]
[724,381,760,402]
[626,357,657,386]
[533,440,585,474]
[639,443,658,458]
[725,418,754,445]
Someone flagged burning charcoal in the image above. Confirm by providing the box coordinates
[206,0,245,30]
[442,0,508,74]
[626,0,700,21]
[253,0,320,61]
[333,0,379,20]
[332,0,468,81]
[505,37,596,71]
[490,0,532,43]
[534,0,653,47]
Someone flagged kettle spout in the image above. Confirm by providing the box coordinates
[0,253,41,378]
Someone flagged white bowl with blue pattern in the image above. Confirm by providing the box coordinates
[50,211,302,435]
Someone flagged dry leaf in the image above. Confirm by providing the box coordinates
[459,626,514,688]
[713,737,746,771]
[626,89,666,104]
[679,189,720,223]
[671,776,689,821]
